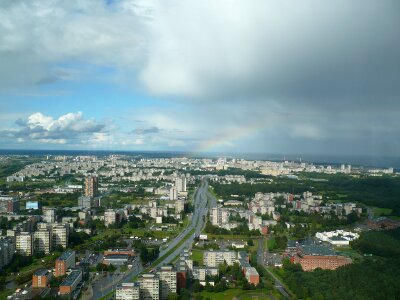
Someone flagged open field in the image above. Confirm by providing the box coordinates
[373,207,393,216]
[196,289,274,300]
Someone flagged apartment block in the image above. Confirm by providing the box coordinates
[85,176,99,197]
[0,237,15,269]
[34,229,52,254]
[0,196,19,213]
[59,270,82,295]
[138,274,159,300]
[16,232,34,256]
[291,254,352,271]
[115,282,140,300]
[157,266,177,300]
[203,250,237,267]
[52,223,69,249]
[55,251,76,277]
[32,269,52,288]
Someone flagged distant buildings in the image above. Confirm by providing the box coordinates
[42,207,56,223]
[0,196,19,213]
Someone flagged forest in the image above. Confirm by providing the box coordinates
[212,173,400,216]
[281,228,400,300]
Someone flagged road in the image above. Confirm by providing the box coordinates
[257,236,290,299]
[85,257,143,300]
[87,180,214,299]
[154,179,215,268]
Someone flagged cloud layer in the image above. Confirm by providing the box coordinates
[0,0,400,155]
[1,112,105,144]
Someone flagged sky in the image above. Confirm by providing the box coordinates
[0,0,400,157]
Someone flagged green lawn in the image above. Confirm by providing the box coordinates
[373,207,393,216]
[196,289,273,300]
[192,249,203,265]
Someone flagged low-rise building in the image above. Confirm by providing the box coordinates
[32,269,52,288]
[291,254,352,271]
[55,251,76,277]
[59,270,82,295]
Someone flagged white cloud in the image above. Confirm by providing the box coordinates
[1,112,105,144]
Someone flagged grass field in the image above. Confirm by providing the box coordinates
[373,207,393,216]
[196,289,273,300]
[192,249,203,265]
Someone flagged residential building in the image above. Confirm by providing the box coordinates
[52,223,69,248]
[203,250,237,267]
[34,229,52,254]
[174,177,187,192]
[42,207,56,223]
[32,269,52,288]
[210,207,229,227]
[85,176,99,197]
[0,196,19,213]
[0,237,15,269]
[175,199,185,214]
[157,266,177,300]
[16,232,34,256]
[138,274,159,300]
[115,282,140,300]
[169,187,178,200]
[59,270,82,295]
[55,251,76,277]
[291,255,352,271]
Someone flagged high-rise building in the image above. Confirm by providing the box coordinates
[16,232,34,256]
[0,237,15,269]
[174,177,187,193]
[34,229,52,254]
[85,176,99,197]
[42,207,56,223]
[104,209,122,227]
[52,223,69,249]
[138,274,160,300]
[157,266,177,300]
[210,207,230,226]
[55,251,76,277]
[203,250,237,267]
[115,282,140,300]
[175,199,185,214]
[169,187,178,200]
[0,196,19,213]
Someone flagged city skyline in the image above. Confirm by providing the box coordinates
[1,0,400,157]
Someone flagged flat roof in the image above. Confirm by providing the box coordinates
[59,250,75,261]
[60,270,82,287]
[104,254,130,260]
[34,269,48,276]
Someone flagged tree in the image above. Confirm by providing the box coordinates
[247,238,254,246]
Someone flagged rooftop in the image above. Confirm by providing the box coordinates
[34,269,48,276]
[60,270,82,287]
[59,250,75,261]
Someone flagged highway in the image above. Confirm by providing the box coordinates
[154,179,215,268]
[87,180,214,299]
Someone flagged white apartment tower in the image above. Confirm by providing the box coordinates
[34,229,52,254]
[52,224,69,249]
[157,266,177,300]
[139,274,160,300]
[16,232,34,256]
[169,187,178,201]
[203,250,237,267]
[115,282,140,300]
[42,207,56,223]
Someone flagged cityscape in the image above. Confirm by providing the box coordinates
[1,1,400,300]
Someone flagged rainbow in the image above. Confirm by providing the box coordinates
[189,120,267,157]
